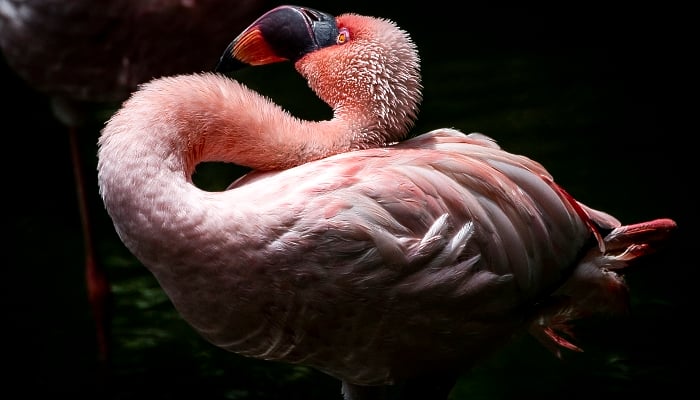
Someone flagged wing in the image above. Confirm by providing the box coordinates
[288,129,596,297]
[253,128,603,378]
[190,128,618,383]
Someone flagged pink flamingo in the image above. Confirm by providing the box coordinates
[0,0,270,366]
[96,5,677,400]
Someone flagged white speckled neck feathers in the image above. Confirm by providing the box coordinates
[295,13,422,149]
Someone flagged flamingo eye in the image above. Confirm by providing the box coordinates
[336,28,350,44]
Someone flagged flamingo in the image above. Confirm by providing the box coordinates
[96,5,677,400]
[0,0,270,367]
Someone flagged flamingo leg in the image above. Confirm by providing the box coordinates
[67,124,112,366]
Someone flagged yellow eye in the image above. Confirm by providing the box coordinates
[337,28,350,44]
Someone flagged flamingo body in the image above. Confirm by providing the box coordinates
[0,0,271,367]
[97,5,677,399]
[0,0,268,105]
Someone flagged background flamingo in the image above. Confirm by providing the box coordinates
[4,1,691,399]
[0,0,270,387]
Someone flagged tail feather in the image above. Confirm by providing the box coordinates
[529,217,677,356]
[604,218,677,257]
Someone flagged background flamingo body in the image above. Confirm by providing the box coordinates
[0,0,271,369]
[96,5,678,400]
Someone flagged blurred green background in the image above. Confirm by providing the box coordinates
[3,1,693,399]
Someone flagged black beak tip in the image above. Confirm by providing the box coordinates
[215,53,247,73]
[215,42,248,73]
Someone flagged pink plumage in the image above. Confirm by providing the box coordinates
[97,5,677,400]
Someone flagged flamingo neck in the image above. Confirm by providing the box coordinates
[293,13,423,148]
[296,58,422,148]
[96,64,419,270]
[96,72,358,269]
[113,73,380,173]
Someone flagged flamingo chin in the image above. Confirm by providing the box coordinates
[97,5,677,400]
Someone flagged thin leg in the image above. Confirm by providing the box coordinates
[68,124,112,365]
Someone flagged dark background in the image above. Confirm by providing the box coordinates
[3,1,694,398]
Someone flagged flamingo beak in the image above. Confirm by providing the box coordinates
[216,5,338,72]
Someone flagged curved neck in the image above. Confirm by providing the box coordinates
[107,73,369,175]
[97,68,419,270]
[97,73,356,267]
[293,13,423,148]
[296,59,422,150]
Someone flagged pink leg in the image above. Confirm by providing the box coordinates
[68,125,112,365]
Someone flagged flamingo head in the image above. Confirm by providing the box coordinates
[217,4,423,145]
